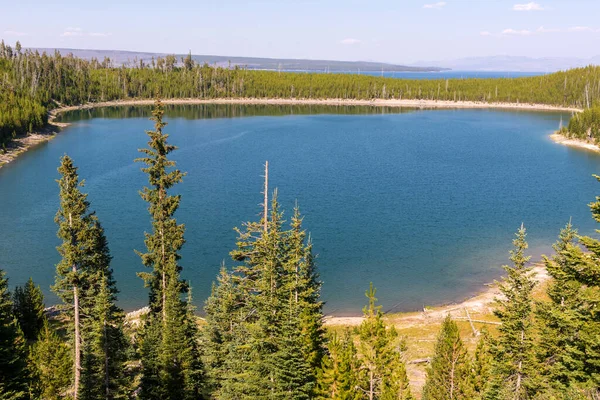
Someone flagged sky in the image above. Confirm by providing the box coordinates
[1,0,600,64]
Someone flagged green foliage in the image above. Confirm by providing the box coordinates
[136,100,203,399]
[3,40,600,148]
[0,269,28,400]
[422,315,474,400]
[565,106,600,141]
[28,322,72,400]
[487,224,539,399]
[12,277,45,342]
[204,190,325,399]
[356,283,412,400]
[472,328,493,397]
[317,330,361,400]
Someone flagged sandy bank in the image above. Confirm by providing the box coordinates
[324,263,549,327]
[550,133,600,153]
[0,98,581,170]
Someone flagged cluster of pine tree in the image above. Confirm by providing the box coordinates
[2,39,600,149]
[562,106,600,142]
[4,100,600,399]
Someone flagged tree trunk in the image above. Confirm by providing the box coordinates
[104,319,109,400]
[73,281,81,398]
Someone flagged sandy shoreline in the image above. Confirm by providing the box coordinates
[0,97,582,170]
[324,263,549,326]
[550,132,600,153]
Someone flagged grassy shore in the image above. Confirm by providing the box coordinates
[0,98,582,170]
[324,262,549,395]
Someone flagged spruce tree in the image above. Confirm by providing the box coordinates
[472,328,493,397]
[535,221,580,391]
[356,283,412,400]
[80,274,129,400]
[317,330,361,400]
[12,277,45,342]
[0,269,28,400]
[136,99,203,399]
[29,322,72,400]
[53,154,94,398]
[534,177,600,392]
[486,224,538,399]
[422,315,474,400]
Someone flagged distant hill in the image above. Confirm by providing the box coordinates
[412,55,600,72]
[29,47,446,73]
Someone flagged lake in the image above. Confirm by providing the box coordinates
[0,104,598,315]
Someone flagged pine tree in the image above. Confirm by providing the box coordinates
[317,330,361,400]
[136,99,203,399]
[29,322,72,400]
[80,274,129,400]
[422,315,474,400]
[12,277,45,342]
[535,221,580,391]
[356,283,412,400]
[287,206,326,371]
[53,154,95,399]
[135,98,186,318]
[472,328,493,397]
[0,269,28,400]
[534,177,600,392]
[486,224,538,399]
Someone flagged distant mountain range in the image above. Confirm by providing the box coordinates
[29,48,446,72]
[411,55,600,72]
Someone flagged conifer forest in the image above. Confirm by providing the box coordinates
[2,31,600,399]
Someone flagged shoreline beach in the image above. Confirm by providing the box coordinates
[550,132,600,153]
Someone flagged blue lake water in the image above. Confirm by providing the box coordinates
[0,104,598,315]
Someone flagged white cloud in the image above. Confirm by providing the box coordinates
[60,27,111,38]
[3,30,28,37]
[423,2,446,9]
[61,27,83,37]
[480,31,492,36]
[340,38,362,45]
[536,26,559,33]
[513,2,543,11]
[501,28,532,35]
[568,26,600,32]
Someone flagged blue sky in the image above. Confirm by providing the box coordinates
[1,0,600,63]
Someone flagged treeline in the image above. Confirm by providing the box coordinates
[562,106,600,142]
[3,100,600,399]
[3,39,600,148]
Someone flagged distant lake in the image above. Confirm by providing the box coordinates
[0,104,598,316]
[282,70,545,80]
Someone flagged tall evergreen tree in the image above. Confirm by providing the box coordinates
[53,155,126,400]
[0,269,28,400]
[422,315,474,400]
[486,224,538,399]
[136,99,202,399]
[356,283,412,400]
[12,277,45,342]
[206,169,326,398]
[53,154,95,399]
[534,177,600,393]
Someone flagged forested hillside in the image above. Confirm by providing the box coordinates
[2,100,600,399]
[2,39,600,149]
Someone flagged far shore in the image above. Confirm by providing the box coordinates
[0,97,583,169]
[550,132,600,153]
